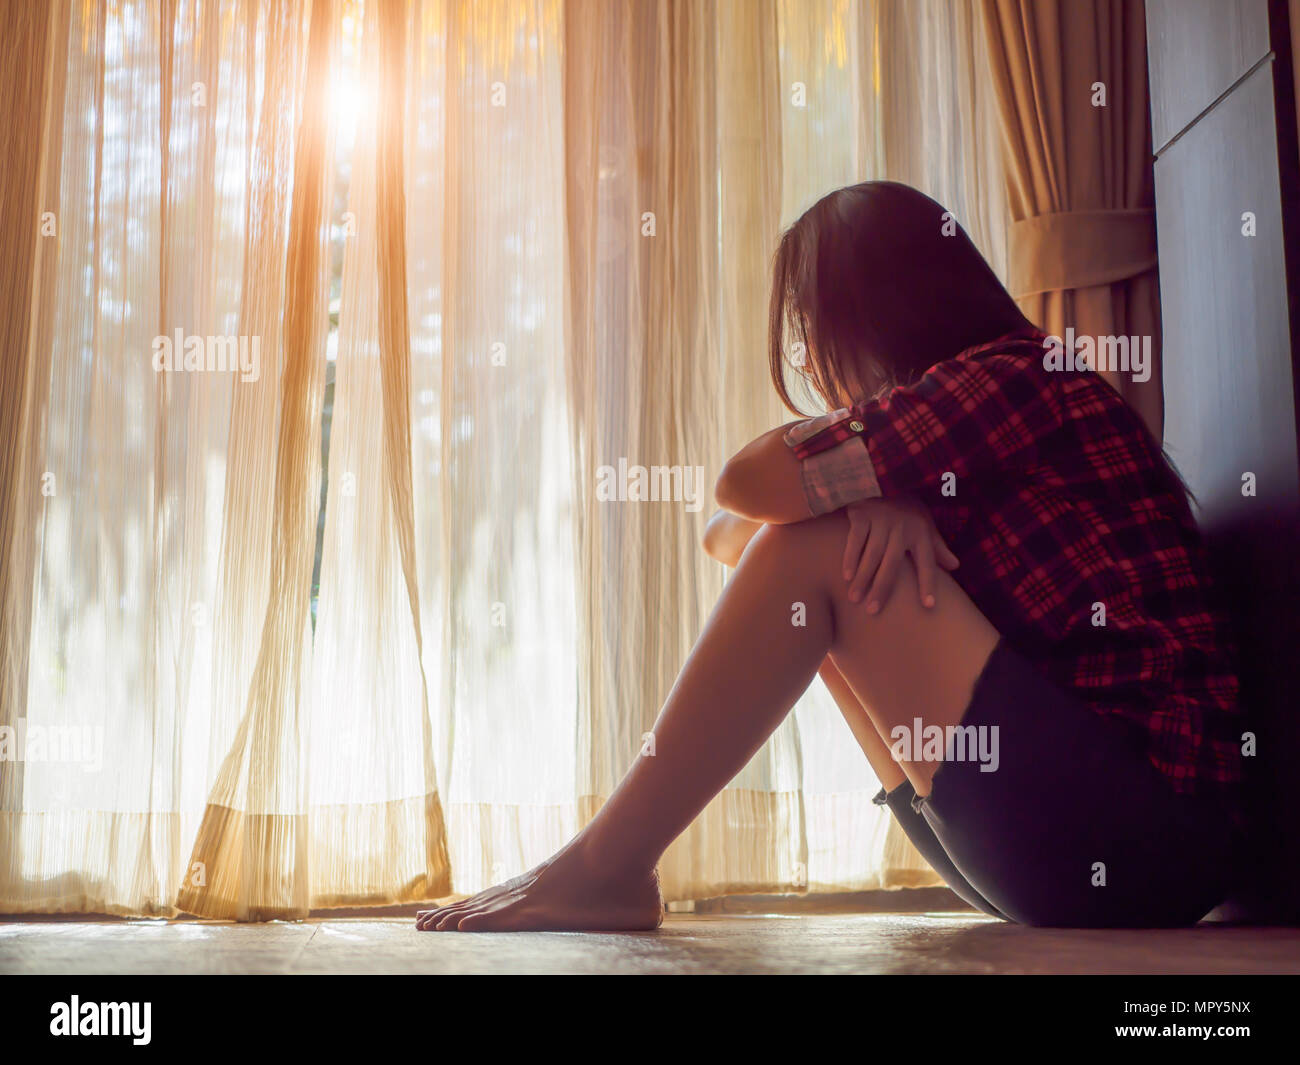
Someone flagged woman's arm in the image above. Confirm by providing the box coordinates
[719,350,1064,526]
[787,352,1065,514]
[714,423,813,525]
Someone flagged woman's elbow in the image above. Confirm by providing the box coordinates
[715,458,806,525]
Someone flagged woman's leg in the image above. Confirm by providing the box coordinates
[417,510,1000,931]
[717,527,1005,919]
[705,509,907,790]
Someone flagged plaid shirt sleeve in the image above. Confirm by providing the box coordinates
[782,352,1065,515]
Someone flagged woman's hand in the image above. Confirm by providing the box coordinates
[842,497,958,612]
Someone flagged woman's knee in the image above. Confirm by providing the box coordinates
[702,511,764,567]
[743,512,849,570]
[744,512,963,627]
[743,514,996,651]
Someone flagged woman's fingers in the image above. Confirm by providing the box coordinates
[845,505,956,612]
[864,532,906,613]
[932,528,960,570]
[848,528,889,603]
[914,535,938,609]
[842,512,871,579]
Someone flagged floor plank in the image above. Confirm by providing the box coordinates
[4,913,1299,975]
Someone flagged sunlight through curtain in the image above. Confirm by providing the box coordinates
[2,0,1009,916]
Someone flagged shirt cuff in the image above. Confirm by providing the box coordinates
[783,408,850,449]
[797,436,882,516]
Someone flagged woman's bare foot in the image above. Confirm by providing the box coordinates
[415,840,663,932]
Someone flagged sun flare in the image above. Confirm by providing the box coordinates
[331,65,378,146]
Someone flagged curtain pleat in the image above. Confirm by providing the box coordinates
[9,0,246,915]
[299,0,450,910]
[402,0,586,894]
[0,0,67,909]
[178,0,339,921]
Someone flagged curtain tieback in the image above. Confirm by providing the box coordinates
[1007,208,1157,299]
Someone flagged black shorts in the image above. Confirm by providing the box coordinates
[874,639,1238,927]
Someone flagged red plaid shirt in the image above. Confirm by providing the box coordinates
[784,328,1243,804]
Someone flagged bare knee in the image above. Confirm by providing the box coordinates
[737,514,851,613]
[745,511,849,563]
[751,515,996,643]
[742,512,995,641]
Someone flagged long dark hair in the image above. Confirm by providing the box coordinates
[768,181,1033,414]
[767,181,1198,506]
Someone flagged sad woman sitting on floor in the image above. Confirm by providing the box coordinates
[417,181,1243,932]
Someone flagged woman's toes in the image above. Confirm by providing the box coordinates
[419,907,455,930]
[435,906,476,931]
[454,909,495,932]
[455,900,516,932]
[417,904,461,930]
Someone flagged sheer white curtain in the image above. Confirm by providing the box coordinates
[403,0,582,893]
[1,0,1006,916]
[4,0,317,915]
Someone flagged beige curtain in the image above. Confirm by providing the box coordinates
[3,0,1013,917]
[0,0,450,918]
[981,0,1163,435]
[179,0,341,921]
[0,0,65,908]
[403,0,588,894]
[854,0,1009,278]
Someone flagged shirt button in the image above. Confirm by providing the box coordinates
[848,420,864,432]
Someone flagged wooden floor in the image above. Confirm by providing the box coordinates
[5,911,1299,975]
